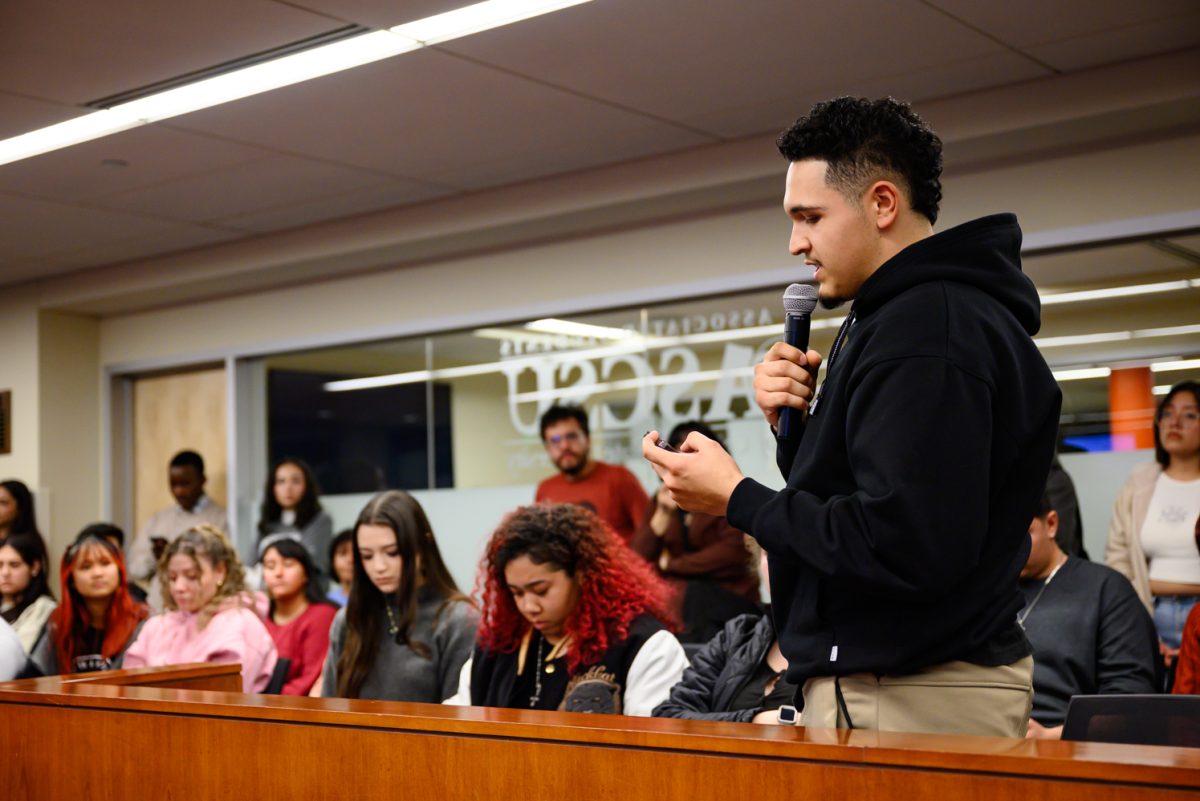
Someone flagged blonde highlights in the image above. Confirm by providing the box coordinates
[158,524,251,628]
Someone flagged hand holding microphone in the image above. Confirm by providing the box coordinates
[753,283,822,438]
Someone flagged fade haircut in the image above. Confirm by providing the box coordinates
[777,96,943,224]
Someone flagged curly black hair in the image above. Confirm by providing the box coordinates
[777,96,943,224]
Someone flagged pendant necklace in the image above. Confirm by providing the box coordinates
[529,636,546,707]
[385,604,400,637]
[1017,557,1067,629]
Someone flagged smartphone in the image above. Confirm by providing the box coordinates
[655,439,679,453]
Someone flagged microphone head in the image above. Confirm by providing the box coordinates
[782,283,818,316]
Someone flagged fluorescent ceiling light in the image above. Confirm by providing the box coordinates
[1153,385,1172,396]
[1037,323,1200,349]
[393,0,592,44]
[1039,279,1198,305]
[0,0,592,166]
[525,319,637,340]
[1052,367,1111,382]
[1151,358,1200,373]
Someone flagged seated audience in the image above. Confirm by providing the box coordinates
[1106,381,1200,672]
[257,457,334,576]
[631,421,760,642]
[321,490,476,701]
[0,617,23,681]
[446,504,688,715]
[1023,493,1159,739]
[327,529,354,607]
[123,525,277,692]
[127,450,229,611]
[0,531,56,654]
[653,545,791,722]
[261,535,338,695]
[1171,514,1200,695]
[0,479,39,540]
[32,527,149,674]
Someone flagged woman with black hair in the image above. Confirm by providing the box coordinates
[257,458,334,575]
[0,479,39,540]
[320,490,476,701]
[327,529,354,607]
[261,535,338,695]
[0,530,56,654]
[32,528,149,674]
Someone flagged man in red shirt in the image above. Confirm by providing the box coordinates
[535,405,648,545]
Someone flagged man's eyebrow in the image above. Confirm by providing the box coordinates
[786,204,824,214]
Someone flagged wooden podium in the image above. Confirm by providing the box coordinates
[2,663,1197,800]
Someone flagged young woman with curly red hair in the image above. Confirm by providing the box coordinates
[31,525,149,674]
[446,504,688,716]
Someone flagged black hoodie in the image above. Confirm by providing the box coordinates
[726,213,1061,683]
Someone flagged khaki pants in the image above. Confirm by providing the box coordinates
[800,656,1033,738]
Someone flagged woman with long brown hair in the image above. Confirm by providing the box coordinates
[32,525,149,674]
[320,490,476,701]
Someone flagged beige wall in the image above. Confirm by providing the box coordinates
[0,289,41,485]
[36,311,101,566]
[99,130,1200,373]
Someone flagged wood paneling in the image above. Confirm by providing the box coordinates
[1,665,1197,800]
[133,367,227,532]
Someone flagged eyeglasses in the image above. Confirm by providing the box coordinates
[544,431,585,447]
[1159,409,1200,425]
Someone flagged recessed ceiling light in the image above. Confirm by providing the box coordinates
[0,0,593,167]
[1150,357,1200,373]
[1039,279,1198,305]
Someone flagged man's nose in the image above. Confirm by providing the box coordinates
[789,227,809,256]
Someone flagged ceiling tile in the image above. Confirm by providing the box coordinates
[0,125,275,202]
[0,91,80,140]
[686,51,1052,140]
[0,0,340,104]
[212,180,455,233]
[923,0,1195,49]
[170,49,712,188]
[1025,12,1200,72]
[89,154,392,223]
[0,192,194,260]
[282,0,465,29]
[435,0,1010,137]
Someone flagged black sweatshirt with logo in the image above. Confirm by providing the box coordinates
[726,214,1061,684]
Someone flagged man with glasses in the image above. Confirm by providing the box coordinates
[535,405,648,545]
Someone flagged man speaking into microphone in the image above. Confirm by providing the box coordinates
[643,97,1061,737]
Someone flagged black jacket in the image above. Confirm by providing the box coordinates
[727,214,1061,683]
[652,614,775,722]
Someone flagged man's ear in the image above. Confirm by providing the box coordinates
[866,180,901,230]
[1046,509,1059,538]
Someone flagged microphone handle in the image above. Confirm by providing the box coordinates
[777,312,811,440]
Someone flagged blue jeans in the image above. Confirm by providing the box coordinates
[1154,595,1200,650]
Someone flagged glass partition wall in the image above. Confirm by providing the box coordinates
[236,231,1200,587]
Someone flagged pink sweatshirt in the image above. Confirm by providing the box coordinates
[123,602,278,693]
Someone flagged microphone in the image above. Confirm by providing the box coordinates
[778,282,818,440]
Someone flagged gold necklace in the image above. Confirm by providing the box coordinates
[542,636,571,674]
[384,604,399,636]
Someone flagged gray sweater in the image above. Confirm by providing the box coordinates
[321,589,477,702]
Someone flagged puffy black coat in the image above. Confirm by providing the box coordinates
[652,614,775,722]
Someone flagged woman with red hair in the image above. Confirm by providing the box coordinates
[32,525,149,674]
[446,504,688,716]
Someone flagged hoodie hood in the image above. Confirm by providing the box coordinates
[852,213,1041,336]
